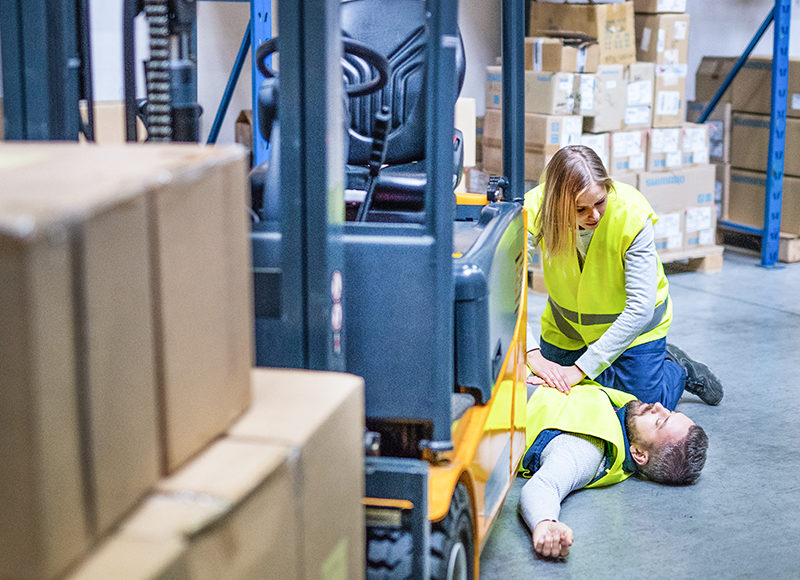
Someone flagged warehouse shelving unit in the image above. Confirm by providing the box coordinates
[699,0,792,267]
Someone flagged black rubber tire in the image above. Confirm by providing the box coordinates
[366,526,414,580]
[430,483,475,580]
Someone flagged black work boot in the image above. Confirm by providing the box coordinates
[665,343,724,406]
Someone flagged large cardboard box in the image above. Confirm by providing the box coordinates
[681,123,710,166]
[684,205,717,250]
[482,109,582,153]
[524,36,600,73]
[482,146,548,182]
[530,1,636,65]
[455,97,477,168]
[686,101,731,163]
[635,13,690,65]
[581,132,612,171]
[653,209,684,253]
[623,62,655,130]
[731,56,800,118]
[653,64,686,127]
[121,439,299,580]
[485,66,576,115]
[229,369,366,580]
[633,0,686,12]
[647,126,682,171]
[610,129,648,173]
[730,112,800,177]
[79,101,147,143]
[729,169,800,235]
[577,65,626,133]
[638,164,716,214]
[68,536,188,580]
[695,56,737,104]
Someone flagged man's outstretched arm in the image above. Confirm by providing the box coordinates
[518,433,606,558]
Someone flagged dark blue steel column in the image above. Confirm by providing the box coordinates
[251,1,272,165]
[502,0,526,200]
[762,0,792,267]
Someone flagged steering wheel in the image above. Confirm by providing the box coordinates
[255,36,391,98]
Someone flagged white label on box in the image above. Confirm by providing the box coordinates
[698,228,714,246]
[691,148,710,165]
[641,27,652,52]
[659,0,687,11]
[627,80,653,106]
[656,91,681,115]
[682,127,706,151]
[576,46,588,73]
[629,152,646,170]
[655,64,688,78]
[532,38,544,72]
[664,49,679,66]
[667,233,683,250]
[651,128,680,152]
[686,206,713,232]
[674,21,688,41]
[605,80,618,90]
[625,106,651,125]
[657,29,666,53]
[580,76,596,113]
[613,132,644,157]
[654,211,681,237]
[792,93,800,110]
[563,116,583,145]
[559,76,573,93]
[666,151,682,167]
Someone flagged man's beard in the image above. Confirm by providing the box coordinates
[624,400,651,445]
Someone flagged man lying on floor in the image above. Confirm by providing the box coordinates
[518,380,709,559]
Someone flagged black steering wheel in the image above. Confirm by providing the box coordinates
[255,36,391,98]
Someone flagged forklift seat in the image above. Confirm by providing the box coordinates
[340,0,466,221]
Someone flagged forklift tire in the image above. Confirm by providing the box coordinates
[366,527,413,579]
[430,483,474,580]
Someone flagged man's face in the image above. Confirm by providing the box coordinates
[626,401,695,451]
[575,183,608,230]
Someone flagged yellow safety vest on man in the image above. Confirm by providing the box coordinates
[522,383,637,488]
[524,181,672,370]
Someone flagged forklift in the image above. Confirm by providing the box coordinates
[250,0,530,577]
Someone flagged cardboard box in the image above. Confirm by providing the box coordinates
[731,56,800,118]
[524,36,600,73]
[684,205,717,250]
[482,145,548,182]
[715,161,731,220]
[729,169,800,235]
[635,13,690,65]
[686,101,731,163]
[610,129,648,173]
[485,66,576,115]
[695,56,737,104]
[581,132,612,171]
[647,127,682,171]
[577,65,627,133]
[67,536,188,580]
[638,164,716,214]
[681,123,710,166]
[530,1,636,65]
[633,0,686,13]
[653,209,684,252]
[455,97,477,168]
[623,62,655,130]
[229,368,366,580]
[653,64,687,127]
[730,112,800,177]
[122,439,300,580]
[79,101,147,144]
[611,172,639,188]
[482,109,582,153]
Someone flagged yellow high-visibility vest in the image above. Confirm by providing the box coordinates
[524,181,671,370]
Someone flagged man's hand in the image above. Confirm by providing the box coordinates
[526,351,585,394]
[532,520,573,559]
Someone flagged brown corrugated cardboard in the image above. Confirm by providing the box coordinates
[635,13,690,65]
[79,101,147,143]
[530,1,636,65]
[633,0,686,13]
[67,536,188,580]
[638,164,715,214]
[729,169,800,235]
[482,146,548,182]
[686,101,731,163]
[486,67,576,114]
[524,36,600,73]
[482,109,582,153]
[715,161,731,220]
[653,64,687,127]
[695,56,736,104]
[123,439,299,580]
[730,112,800,177]
[581,132,611,171]
[611,172,639,188]
[623,62,655,130]
[731,56,800,118]
[610,129,648,173]
[577,65,627,133]
[229,368,366,580]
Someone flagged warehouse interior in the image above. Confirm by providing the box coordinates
[2,0,800,578]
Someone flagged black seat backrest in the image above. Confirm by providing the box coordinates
[340,0,466,167]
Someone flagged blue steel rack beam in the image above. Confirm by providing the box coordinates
[702,0,792,268]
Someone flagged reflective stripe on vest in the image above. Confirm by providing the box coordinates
[548,295,670,343]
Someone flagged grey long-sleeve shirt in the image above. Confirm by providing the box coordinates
[527,220,658,379]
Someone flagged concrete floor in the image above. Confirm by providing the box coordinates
[479,248,800,579]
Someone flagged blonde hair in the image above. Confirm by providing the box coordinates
[533,145,614,257]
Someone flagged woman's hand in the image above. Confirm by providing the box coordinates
[526,350,585,394]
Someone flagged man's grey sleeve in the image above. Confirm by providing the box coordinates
[575,220,658,379]
[518,433,606,530]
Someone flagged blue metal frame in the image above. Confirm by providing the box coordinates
[501,0,526,201]
[704,0,792,268]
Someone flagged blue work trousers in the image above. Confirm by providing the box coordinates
[539,336,685,410]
